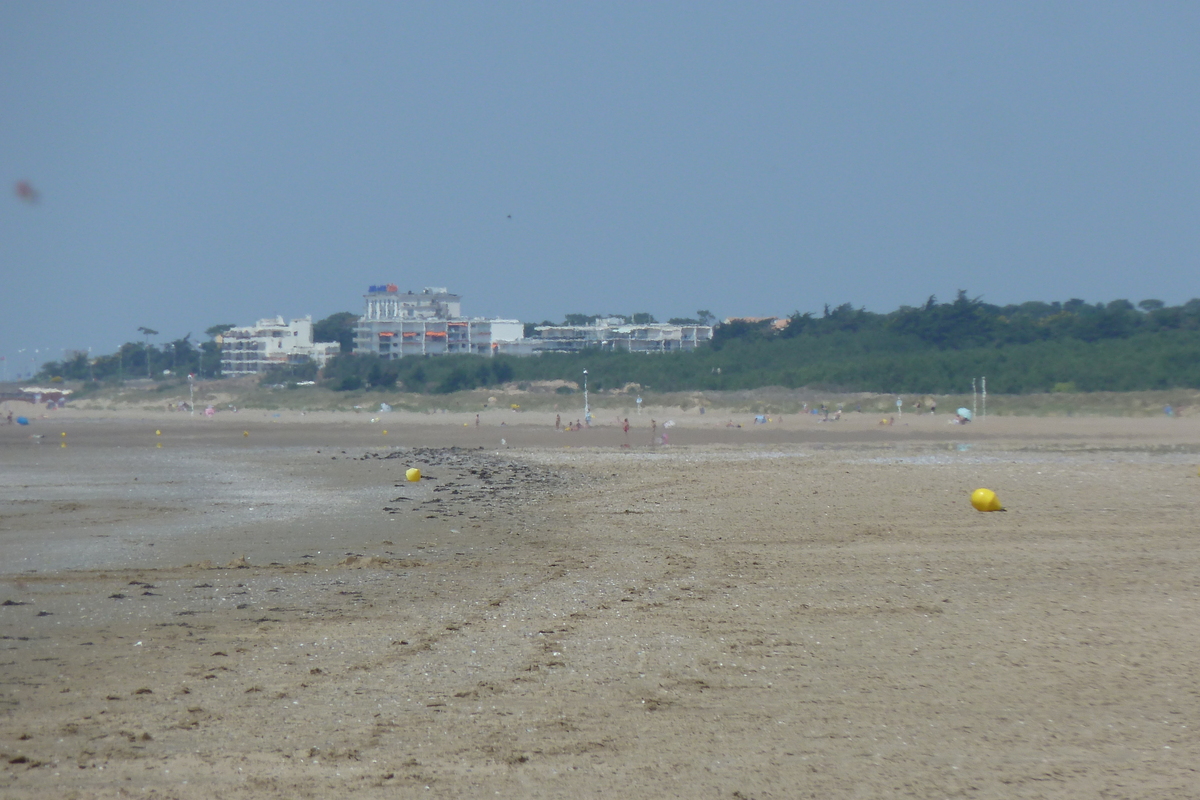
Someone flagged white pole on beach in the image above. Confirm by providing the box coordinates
[188,373,195,416]
[972,378,977,420]
[582,369,589,425]
[982,376,987,420]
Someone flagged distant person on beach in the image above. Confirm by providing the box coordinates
[555,414,561,430]
[475,414,480,427]
[930,401,936,414]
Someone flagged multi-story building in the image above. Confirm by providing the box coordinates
[219,316,339,377]
[352,286,714,359]
[354,286,527,358]
[533,321,713,353]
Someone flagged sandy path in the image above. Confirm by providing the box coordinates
[2,417,1200,798]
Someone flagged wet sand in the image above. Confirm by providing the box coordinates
[2,412,1200,798]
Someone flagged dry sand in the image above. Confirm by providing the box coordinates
[2,409,1200,798]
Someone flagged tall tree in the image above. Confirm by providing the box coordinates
[313,312,359,353]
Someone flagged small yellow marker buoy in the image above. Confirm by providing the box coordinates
[382,430,388,435]
[243,431,249,437]
[61,432,66,437]
[61,442,67,448]
[155,429,161,436]
[970,488,1004,512]
[156,442,162,448]
[406,468,421,482]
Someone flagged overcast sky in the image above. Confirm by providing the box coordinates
[3,2,1198,374]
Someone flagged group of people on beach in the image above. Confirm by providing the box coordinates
[554,414,586,432]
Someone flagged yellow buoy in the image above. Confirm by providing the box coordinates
[382,430,388,435]
[243,431,249,437]
[405,468,421,482]
[156,442,162,448]
[61,431,66,437]
[61,442,66,448]
[155,429,161,436]
[970,488,1004,512]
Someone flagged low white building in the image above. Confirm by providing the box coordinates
[533,322,712,353]
[220,316,339,377]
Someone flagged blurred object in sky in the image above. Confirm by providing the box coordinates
[14,180,39,204]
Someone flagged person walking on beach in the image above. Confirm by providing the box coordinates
[555,414,561,430]
[623,418,630,445]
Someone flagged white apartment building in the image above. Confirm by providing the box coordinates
[533,322,713,353]
[354,286,526,358]
[220,316,339,377]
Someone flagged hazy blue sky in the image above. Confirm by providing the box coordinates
[3,2,1198,374]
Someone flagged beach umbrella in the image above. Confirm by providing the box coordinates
[957,408,972,420]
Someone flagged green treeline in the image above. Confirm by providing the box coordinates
[35,293,1200,394]
[36,326,228,383]
[324,293,1200,395]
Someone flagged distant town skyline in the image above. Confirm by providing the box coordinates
[4,3,1198,371]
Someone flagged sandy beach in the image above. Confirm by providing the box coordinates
[2,409,1200,798]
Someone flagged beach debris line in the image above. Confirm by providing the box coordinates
[370,446,573,520]
[970,488,1004,512]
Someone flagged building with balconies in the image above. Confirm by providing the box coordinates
[354,286,526,358]
[532,321,712,353]
[219,316,339,377]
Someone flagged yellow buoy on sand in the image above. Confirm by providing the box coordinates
[243,431,249,437]
[406,468,421,482]
[155,429,161,436]
[970,488,1004,512]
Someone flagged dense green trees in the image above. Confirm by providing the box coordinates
[312,312,358,353]
[37,330,223,383]
[35,295,1200,394]
[319,294,1200,395]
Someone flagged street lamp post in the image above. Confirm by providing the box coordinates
[582,369,589,425]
